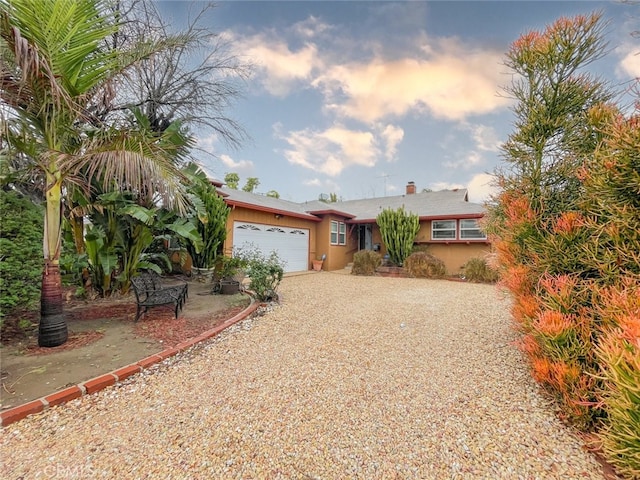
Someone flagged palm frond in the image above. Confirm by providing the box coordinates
[60,127,191,214]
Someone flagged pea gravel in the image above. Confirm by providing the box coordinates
[1,272,606,479]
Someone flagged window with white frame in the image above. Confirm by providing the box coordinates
[431,220,456,240]
[331,221,346,245]
[459,219,486,240]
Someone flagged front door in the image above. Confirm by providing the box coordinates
[359,224,373,250]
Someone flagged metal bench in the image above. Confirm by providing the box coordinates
[130,271,188,322]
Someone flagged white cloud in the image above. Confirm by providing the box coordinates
[277,123,405,176]
[303,178,323,187]
[303,177,341,194]
[219,154,254,172]
[292,16,332,38]
[377,124,404,161]
[426,176,495,204]
[278,125,377,176]
[617,43,640,79]
[226,31,321,96]
[467,173,498,204]
[312,40,509,123]
[429,181,465,192]
[228,24,509,122]
[465,123,502,152]
[196,133,219,153]
[443,151,483,170]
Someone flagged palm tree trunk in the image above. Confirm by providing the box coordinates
[38,174,68,347]
[39,261,68,347]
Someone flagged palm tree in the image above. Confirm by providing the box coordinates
[1,0,192,346]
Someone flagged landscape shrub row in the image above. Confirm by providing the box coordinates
[485,14,639,478]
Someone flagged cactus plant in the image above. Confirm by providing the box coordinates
[376,206,419,266]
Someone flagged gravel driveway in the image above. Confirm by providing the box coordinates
[1,273,605,479]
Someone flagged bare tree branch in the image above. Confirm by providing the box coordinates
[103,0,251,151]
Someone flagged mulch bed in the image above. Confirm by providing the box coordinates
[133,304,247,346]
[2,291,249,355]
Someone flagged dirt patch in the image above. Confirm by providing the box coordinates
[0,280,251,410]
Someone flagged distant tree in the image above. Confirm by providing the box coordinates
[266,190,280,198]
[242,177,260,193]
[224,173,240,189]
[319,192,339,203]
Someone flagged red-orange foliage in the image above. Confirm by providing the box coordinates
[533,310,575,337]
[502,193,537,229]
[519,334,541,356]
[493,238,517,267]
[512,294,541,326]
[500,264,535,297]
[531,356,553,384]
[552,211,585,235]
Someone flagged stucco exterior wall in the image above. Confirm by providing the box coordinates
[315,216,358,271]
[424,243,492,276]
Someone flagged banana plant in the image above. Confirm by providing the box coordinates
[87,192,202,295]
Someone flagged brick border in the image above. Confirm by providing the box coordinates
[1,298,260,427]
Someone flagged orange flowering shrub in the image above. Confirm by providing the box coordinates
[488,11,638,475]
[594,285,640,478]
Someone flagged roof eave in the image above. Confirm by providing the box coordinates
[305,208,356,219]
[346,212,485,224]
[224,199,321,222]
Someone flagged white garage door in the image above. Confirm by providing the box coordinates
[233,222,309,273]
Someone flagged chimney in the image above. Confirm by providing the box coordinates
[406,181,416,195]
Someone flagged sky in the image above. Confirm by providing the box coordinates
[155,1,640,204]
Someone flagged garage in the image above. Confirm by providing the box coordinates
[232,222,310,273]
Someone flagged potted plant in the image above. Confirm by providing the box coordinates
[312,254,326,271]
[216,255,247,294]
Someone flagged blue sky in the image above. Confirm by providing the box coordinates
[156,1,639,204]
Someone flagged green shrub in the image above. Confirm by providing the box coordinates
[243,250,284,302]
[404,252,445,278]
[463,257,500,283]
[0,190,43,318]
[351,250,381,276]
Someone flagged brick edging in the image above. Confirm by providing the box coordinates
[1,298,260,428]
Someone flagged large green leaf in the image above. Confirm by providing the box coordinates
[168,218,203,252]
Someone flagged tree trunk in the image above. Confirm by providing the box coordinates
[39,174,67,347]
[38,261,68,347]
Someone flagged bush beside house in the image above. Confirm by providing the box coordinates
[0,190,43,323]
[351,250,381,276]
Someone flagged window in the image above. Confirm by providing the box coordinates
[331,221,346,245]
[460,219,486,240]
[431,220,456,240]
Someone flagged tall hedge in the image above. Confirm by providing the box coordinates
[0,190,43,318]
